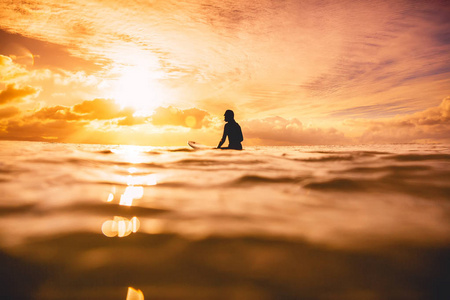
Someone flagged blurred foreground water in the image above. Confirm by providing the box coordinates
[0,141,449,299]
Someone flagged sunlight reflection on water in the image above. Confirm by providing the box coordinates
[102,216,140,238]
[126,287,144,300]
[0,141,449,299]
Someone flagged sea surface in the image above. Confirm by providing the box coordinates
[0,140,449,300]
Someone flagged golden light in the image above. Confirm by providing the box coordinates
[128,167,138,174]
[119,186,144,206]
[101,216,140,238]
[185,115,197,128]
[126,287,144,300]
[145,174,158,186]
[111,146,146,164]
[113,65,165,113]
[130,216,140,233]
[101,220,117,237]
[106,192,114,202]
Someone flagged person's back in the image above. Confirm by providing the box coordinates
[217,110,243,150]
[224,120,243,149]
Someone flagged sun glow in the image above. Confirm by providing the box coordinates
[113,66,165,114]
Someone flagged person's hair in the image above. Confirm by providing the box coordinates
[225,110,234,118]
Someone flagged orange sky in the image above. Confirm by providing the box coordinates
[0,0,449,146]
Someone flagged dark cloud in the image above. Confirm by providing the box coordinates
[243,116,348,145]
[0,84,39,105]
[150,106,210,129]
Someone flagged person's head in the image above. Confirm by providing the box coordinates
[224,110,234,122]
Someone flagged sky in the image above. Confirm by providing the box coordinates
[0,0,449,146]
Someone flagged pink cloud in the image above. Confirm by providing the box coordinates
[242,116,348,145]
[350,96,450,143]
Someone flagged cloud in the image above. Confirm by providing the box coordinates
[0,96,215,144]
[116,115,147,126]
[0,29,101,72]
[0,119,88,142]
[30,98,138,123]
[242,116,348,145]
[53,70,100,87]
[0,84,39,105]
[72,98,134,120]
[30,100,210,129]
[1,1,449,123]
[348,96,450,143]
[32,105,82,121]
[150,106,210,129]
[0,106,20,119]
[2,95,449,145]
[0,55,29,82]
[328,100,419,119]
[411,97,450,126]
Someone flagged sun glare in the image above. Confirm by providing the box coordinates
[113,66,165,114]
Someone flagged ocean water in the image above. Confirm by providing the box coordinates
[0,140,449,300]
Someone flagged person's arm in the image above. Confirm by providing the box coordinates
[217,126,227,148]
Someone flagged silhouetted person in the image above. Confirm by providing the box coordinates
[217,110,243,150]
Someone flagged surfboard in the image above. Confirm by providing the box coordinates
[188,141,213,150]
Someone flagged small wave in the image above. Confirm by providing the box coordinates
[156,182,191,188]
[0,164,28,175]
[173,158,264,166]
[171,159,219,166]
[232,175,309,185]
[167,148,193,153]
[0,204,37,216]
[145,151,162,155]
[387,154,450,161]
[305,178,366,191]
[67,158,165,169]
[96,150,114,154]
[332,165,432,174]
[311,151,390,156]
[13,203,170,217]
[64,203,171,217]
[26,158,63,164]
[295,155,354,162]
[93,149,162,155]
[305,174,450,199]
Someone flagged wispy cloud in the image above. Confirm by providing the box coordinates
[346,96,450,143]
[328,100,419,119]
[0,0,449,144]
